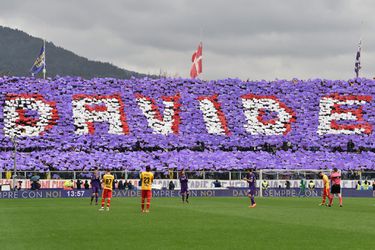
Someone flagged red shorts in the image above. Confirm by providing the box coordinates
[141,190,152,199]
[102,189,112,199]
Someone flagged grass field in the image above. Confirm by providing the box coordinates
[0,197,374,250]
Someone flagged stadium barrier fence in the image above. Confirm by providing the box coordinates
[0,188,374,199]
[1,170,374,195]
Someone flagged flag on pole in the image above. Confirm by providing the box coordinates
[354,40,361,78]
[190,42,202,78]
[30,43,46,77]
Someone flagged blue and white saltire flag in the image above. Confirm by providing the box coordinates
[30,45,45,76]
[354,41,361,78]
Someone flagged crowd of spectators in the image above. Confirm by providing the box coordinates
[0,77,373,172]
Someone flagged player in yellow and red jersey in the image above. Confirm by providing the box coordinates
[99,169,114,211]
[140,166,154,213]
[318,171,331,206]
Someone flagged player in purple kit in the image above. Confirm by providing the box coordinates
[179,170,189,203]
[90,168,101,205]
[244,169,256,208]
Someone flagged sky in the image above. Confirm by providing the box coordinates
[0,0,374,80]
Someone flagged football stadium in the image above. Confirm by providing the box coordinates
[0,77,374,250]
[1,1,375,250]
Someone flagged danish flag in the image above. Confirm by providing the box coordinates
[190,42,203,78]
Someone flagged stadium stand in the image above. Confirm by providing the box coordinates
[0,77,374,171]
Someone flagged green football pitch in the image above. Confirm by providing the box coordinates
[0,197,374,250]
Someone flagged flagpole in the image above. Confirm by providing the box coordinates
[200,27,203,76]
[354,39,362,79]
[200,27,203,44]
[357,21,363,79]
[11,135,17,190]
[358,40,361,78]
[43,39,46,80]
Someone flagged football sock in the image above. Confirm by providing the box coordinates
[339,195,342,205]
[328,195,333,205]
[322,194,327,204]
[250,197,255,205]
[95,194,98,203]
[141,198,145,210]
[107,198,111,208]
[90,196,94,203]
[146,198,151,210]
[101,199,105,207]
[182,195,185,202]
[186,193,189,201]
